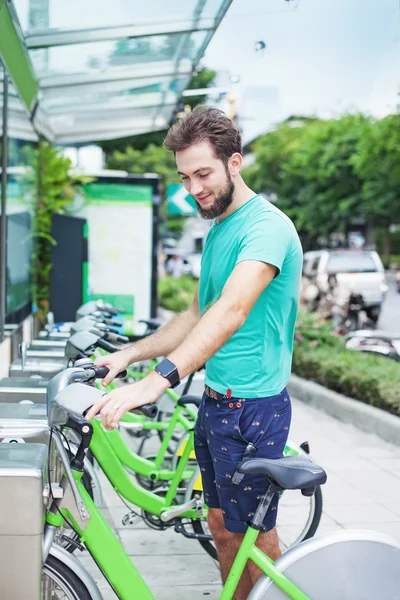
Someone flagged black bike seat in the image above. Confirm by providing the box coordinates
[237,455,327,493]
[177,394,202,408]
[139,318,161,331]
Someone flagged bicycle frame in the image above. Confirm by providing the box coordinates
[105,403,196,482]
[86,418,202,520]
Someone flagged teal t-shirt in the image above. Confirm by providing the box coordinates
[199,195,303,398]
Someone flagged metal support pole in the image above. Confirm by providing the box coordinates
[151,183,160,319]
[0,67,8,341]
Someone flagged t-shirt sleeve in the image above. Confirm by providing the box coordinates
[236,212,292,276]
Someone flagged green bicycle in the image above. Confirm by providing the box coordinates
[43,364,400,600]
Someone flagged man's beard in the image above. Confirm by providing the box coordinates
[195,178,235,220]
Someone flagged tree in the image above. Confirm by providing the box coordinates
[352,114,400,262]
[286,114,371,242]
[242,118,312,202]
[181,67,216,111]
[106,143,180,196]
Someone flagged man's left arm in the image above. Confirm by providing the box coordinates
[88,260,276,429]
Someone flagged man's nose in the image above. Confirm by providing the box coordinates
[190,180,204,197]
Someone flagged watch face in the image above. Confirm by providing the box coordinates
[157,360,175,378]
[156,359,180,387]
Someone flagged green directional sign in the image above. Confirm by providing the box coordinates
[167,183,197,216]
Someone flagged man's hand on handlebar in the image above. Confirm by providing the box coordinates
[84,370,169,430]
[94,350,132,387]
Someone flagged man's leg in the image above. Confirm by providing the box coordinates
[208,508,281,600]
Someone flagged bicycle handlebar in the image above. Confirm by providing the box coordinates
[91,366,156,418]
[97,338,119,353]
[104,331,129,344]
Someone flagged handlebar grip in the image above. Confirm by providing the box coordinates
[97,338,119,353]
[105,331,129,344]
[94,366,110,379]
[130,404,158,419]
[105,326,120,335]
[92,365,127,379]
[103,318,123,327]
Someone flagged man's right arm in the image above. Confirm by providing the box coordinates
[95,286,201,385]
[124,285,200,363]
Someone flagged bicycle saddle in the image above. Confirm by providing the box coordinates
[139,318,161,331]
[177,395,202,408]
[237,455,327,495]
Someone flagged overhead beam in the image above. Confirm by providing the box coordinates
[0,0,38,112]
[25,17,216,48]
[39,61,193,89]
[41,93,178,115]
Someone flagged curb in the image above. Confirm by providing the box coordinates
[287,374,400,447]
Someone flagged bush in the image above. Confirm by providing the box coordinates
[293,311,400,416]
[389,255,400,269]
[158,275,197,313]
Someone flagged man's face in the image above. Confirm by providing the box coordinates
[176,140,234,219]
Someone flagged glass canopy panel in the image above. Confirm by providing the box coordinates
[28,31,208,78]
[14,0,224,32]
[40,76,189,114]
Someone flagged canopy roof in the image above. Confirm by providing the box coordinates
[5,0,231,143]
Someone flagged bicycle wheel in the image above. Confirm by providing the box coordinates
[277,485,323,551]
[42,555,95,599]
[191,514,218,561]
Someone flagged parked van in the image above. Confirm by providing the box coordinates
[302,249,388,322]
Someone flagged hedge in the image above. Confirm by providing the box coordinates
[158,275,197,313]
[293,311,400,416]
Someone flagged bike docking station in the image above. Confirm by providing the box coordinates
[0,443,48,599]
[0,377,48,404]
[0,402,63,485]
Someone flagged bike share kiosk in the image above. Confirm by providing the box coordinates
[0,402,61,482]
[0,443,48,599]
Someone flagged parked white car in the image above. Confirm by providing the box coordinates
[302,249,388,323]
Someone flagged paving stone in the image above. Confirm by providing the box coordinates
[324,503,399,525]
[117,527,207,556]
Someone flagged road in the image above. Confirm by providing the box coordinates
[378,271,400,332]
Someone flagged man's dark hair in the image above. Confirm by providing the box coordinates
[163,105,242,165]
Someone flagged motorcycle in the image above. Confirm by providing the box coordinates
[345,329,400,362]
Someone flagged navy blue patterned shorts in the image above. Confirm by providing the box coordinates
[194,388,292,533]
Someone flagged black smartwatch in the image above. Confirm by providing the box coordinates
[154,358,181,389]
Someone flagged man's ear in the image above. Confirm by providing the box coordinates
[229,152,243,176]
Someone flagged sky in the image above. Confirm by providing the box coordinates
[203,0,400,142]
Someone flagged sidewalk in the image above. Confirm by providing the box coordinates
[79,386,400,599]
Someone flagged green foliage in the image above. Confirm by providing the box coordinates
[165,216,187,236]
[23,141,92,321]
[293,311,400,415]
[182,67,216,111]
[106,143,180,197]
[242,119,312,202]
[353,114,400,228]
[158,275,197,313]
[244,112,400,249]
[389,254,400,268]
